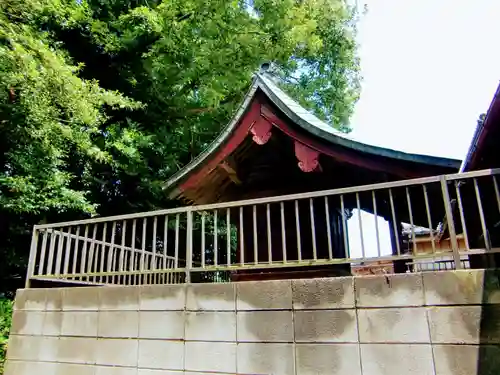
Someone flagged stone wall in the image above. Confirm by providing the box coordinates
[5,270,500,375]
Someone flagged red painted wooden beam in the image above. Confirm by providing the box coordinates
[179,101,262,192]
[260,105,419,178]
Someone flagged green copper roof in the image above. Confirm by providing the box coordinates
[164,72,461,192]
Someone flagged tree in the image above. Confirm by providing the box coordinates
[0,0,360,294]
[0,1,139,292]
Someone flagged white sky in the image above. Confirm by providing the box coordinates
[350,0,500,159]
[347,0,500,258]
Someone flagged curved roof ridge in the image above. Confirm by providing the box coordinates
[164,71,461,192]
[255,72,460,168]
[164,76,261,191]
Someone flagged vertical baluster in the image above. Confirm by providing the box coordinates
[88,224,98,283]
[62,227,72,278]
[98,223,108,283]
[455,182,469,250]
[73,226,80,276]
[389,188,401,256]
[474,178,490,250]
[266,204,272,263]
[280,202,287,263]
[98,223,107,284]
[167,258,172,284]
[214,210,218,266]
[80,225,89,280]
[163,215,169,273]
[151,216,157,284]
[226,208,231,267]
[25,229,39,288]
[340,195,349,258]
[108,222,117,283]
[55,228,65,277]
[174,214,180,268]
[127,220,136,285]
[356,193,365,259]
[93,227,100,281]
[186,209,193,283]
[46,229,56,275]
[253,205,258,264]
[239,207,245,265]
[493,175,500,214]
[372,191,381,257]
[295,200,302,261]
[38,230,48,276]
[406,187,417,255]
[309,198,317,261]
[422,185,437,254]
[95,244,102,284]
[111,224,118,284]
[140,218,147,281]
[201,213,206,267]
[119,221,127,285]
[159,257,164,285]
[324,197,333,260]
[129,219,137,285]
[144,255,149,285]
[440,177,462,269]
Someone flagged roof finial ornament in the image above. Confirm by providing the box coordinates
[260,62,271,73]
[258,62,280,84]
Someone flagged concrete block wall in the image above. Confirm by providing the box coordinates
[5,269,500,375]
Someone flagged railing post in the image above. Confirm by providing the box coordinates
[186,209,193,283]
[25,227,40,288]
[440,176,463,270]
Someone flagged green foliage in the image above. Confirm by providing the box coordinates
[0,0,360,294]
[0,298,13,374]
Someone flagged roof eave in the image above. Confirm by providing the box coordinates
[256,74,461,170]
[164,72,462,198]
[163,76,261,194]
[460,82,500,172]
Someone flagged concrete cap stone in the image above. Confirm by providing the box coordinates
[100,285,140,311]
[62,287,99,311]
[13,289,46,311]
[139,284,185,311]
[424,269,500,306]
[292,277,355,310]
[355,273,424,307]
[186,283,235,311]
[236,280,292,310]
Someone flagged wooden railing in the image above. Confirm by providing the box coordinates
[25,168,500,286]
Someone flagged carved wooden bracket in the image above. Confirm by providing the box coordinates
[249,117,273,145]
[294,141,321,172]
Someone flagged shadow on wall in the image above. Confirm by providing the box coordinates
[430,268,500,375]
[478,269,500,375]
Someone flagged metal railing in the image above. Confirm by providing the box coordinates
[25,168,500,287]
